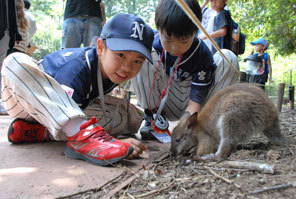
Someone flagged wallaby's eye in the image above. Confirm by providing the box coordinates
[175,138,181,143]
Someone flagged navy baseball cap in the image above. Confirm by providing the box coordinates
[100,13,154,64]
[251,38,269,49]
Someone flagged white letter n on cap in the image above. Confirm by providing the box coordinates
[130,22,145,40]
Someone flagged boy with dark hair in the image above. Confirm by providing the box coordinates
[131,0,239,138]
[199,0,231,54]
[1,13,153,166]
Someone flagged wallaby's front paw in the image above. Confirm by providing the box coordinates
[201,153,215,160]
[192,155,207,162]
[201,153,224,162]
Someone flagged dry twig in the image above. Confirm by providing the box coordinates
[249,183,295,195]
[126,192,135,199]
[133,180,176,198]
[207,167,241,188]
[223,161,275,174]
[287,146,295,156]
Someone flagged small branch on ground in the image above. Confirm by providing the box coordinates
[248,182,295,195]
[133,180,176,198]
[207,167,241,188]
[223,161,275,174]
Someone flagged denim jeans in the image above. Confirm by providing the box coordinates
[61,17,103,48]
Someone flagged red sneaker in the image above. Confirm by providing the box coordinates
[65,117,133,166]
[8,118,52,143]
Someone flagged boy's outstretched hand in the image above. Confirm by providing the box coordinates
[121,138,147,159]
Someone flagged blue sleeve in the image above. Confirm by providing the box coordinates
[54,60,90,106]
[41,49,91,106]
[189,41,216,104]
[152,31,163,54]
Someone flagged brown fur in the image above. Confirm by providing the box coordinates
[170,83,294,161]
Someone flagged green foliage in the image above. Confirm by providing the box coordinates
[104,0,158,26]
[227,0,296,56]
[29,0,63,59]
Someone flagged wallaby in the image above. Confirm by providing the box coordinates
[171,83,295,161]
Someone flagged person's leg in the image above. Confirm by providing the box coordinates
[0,30,10,114]
[131,49,166,110]
[131,49,191,139]
[83,95,143,137]
[205,49,240,101]
[83,17,103,47]
[131,50,167,136]
[61,18,82,48]
[2,53,135,139]
[2,52,86,140]
[0,30,10,78]
[2,52,132,165]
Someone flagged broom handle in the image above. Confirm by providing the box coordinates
[175,0,240,75]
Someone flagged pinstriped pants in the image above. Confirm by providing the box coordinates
[131,49,240,121]
[1,53,142,140]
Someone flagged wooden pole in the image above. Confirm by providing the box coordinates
[289,70,294,109]
[277,83,285,112]
[289,86,294,110]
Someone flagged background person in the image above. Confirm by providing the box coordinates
[0,0,22,115]
[23,0,37,45]
[6,0,29,56]
[199,0,231,54]
[61,0,106,48]
[249,38,272,90]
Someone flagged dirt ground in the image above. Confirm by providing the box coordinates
[64,105,296,199]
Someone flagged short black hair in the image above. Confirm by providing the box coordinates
[24,0,31,9]
[155,0,202,38]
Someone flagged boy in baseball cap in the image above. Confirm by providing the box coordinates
[251,38,269,50]
[249,38,272,89]
[2,13,154,166]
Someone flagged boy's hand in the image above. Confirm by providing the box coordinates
[121,138,147,159]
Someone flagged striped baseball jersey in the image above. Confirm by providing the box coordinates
[153,32,217,105]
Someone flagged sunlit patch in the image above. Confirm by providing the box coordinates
[0,136,8,142]
[52,178,77,186]
[0,167,37,175]
[66,168,87,176]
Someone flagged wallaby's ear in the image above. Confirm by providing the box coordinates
[187,112,198,129]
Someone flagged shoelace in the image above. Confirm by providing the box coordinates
[81,117,113,142]
[92,130,113,142]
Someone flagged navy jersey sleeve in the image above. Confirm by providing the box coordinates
[41,48,92,107]
[189,41,216,104]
